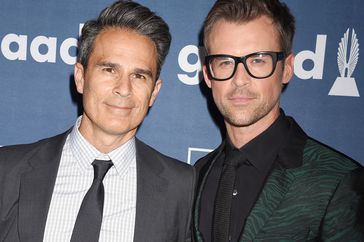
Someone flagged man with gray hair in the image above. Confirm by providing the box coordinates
[0,1,195,241]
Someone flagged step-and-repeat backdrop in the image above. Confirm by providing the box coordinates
[1,0,363,165]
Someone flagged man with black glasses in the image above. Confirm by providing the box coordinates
[193,0,363,241]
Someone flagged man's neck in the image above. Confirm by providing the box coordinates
[82,131,135,154]
[78,120,136,154]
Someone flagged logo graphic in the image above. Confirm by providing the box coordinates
[328,28,360,97]
[177,45,205,85]
[0,24,83,64]
[186,147,213,164]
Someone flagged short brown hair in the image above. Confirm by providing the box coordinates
[203,0,295,55]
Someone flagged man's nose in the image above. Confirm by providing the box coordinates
[231,63,251,87]
[113,77,132,97]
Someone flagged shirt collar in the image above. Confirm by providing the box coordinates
[226,109,307,171]
[69,116,136,176]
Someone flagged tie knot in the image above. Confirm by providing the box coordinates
[92,159,113,181]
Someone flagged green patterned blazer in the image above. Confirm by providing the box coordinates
[193,118,363,241]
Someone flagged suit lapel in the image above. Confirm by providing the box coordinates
[133,139,168,242]
[240,163,294,241]
[18,131,69,241]
[194,142,225,242]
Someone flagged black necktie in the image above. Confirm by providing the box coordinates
[213,149,241,242]
[70,159,113,242]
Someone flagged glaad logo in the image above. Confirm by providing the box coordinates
[0,24,83,65]
[328,28,360,97]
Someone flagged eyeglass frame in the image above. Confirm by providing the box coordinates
[205,51,286,81]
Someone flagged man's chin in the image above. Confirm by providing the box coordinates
[224,116,255,128]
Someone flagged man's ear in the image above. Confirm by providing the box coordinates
[203,65,212,88]
[282,53,294,85]
[74,63,85,94]
[149,79,162,107]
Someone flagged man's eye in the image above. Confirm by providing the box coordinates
[219,60,234,67]
[212,57,234,68]
[132,73,146,80]
[250,58,266,65]
[103,67,115,73]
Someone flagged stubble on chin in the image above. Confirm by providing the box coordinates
[221,106,258,127]
[219,98,272,128]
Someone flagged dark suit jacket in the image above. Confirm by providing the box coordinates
[193,120,364,241]
[0,130,195,242]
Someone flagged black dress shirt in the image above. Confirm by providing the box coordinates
[199,111,306,242]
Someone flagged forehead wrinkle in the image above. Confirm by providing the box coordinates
[96,61,120,69]
[91,28,158,80]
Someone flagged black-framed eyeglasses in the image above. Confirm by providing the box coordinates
[205,51,285,81]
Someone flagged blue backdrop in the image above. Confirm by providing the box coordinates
[0,0,363,165]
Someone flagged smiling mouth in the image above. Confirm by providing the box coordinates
[106,103,134,110]
[229,96,255,105]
